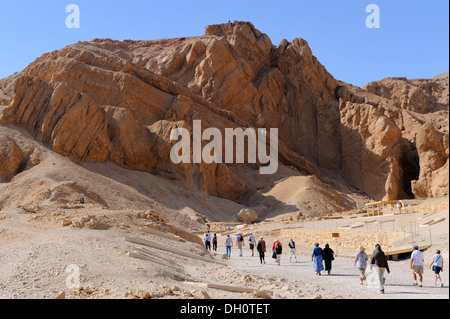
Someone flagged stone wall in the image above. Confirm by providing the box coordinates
[277,228,409,253]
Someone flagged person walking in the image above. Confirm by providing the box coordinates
[203,231,210,251]
[354,246,369,285]
[429,250,444,287]
[272,239,279,263]
[257,236,266,264]
[248,233,256,257]
[323,244,335,275]
[212,233,218,252]
[288,239,297,262]
[274,239,283,265]
[370,244,390,294]
[225,234,233,258]
[411,244,424,287]
[236,233,244,257]
[206,231,212,251]
[311,243,324,275]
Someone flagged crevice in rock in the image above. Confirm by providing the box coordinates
[400,139,420,198]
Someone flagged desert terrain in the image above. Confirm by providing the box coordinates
[0,21,448,300]
[0,124,447,300]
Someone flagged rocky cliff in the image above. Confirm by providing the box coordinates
[0,21,448,205]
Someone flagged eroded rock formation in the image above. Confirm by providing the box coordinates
[0,21,448,202]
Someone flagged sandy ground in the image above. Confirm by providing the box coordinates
[212,234,449,299]
[188,205,449,300]
[0,202,447,299]
[0,125,448,300]
[216,250,449,299]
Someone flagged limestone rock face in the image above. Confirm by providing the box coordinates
[339,100,404,200]
[0,21,448,202]
[334,68,449,199]
[364,74,449,113]
[411,124,449,198]
[0,22,330,200]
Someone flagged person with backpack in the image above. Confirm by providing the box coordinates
[272,240,278,262]
[257,236,266,264]
[288,239,297,262]
[248,233,256,257]
[212,233,218,252]
[273,239,283,265]
[236,233,244,257]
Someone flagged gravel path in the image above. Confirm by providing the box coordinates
[215,245,449,299]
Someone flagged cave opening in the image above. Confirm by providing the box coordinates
[401,140,420,198]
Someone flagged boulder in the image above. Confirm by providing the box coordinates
[237,208,258,223]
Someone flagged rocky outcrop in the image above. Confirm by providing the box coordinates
[411,124,449,198]
[0,22,335,200]
[0,21,448,202]
[360,73,449,198]
[364,73,449,113]
[339,100,404,200]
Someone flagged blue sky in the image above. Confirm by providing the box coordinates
[0,1,448,87]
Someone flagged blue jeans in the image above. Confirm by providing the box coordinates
[226,246,231,257]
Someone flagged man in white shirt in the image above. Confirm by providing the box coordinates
[204,231,212,251]
[410,245,424,287]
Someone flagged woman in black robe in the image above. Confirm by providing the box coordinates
[323,244,335,275]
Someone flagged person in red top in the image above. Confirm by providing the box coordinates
[273,239,283,265]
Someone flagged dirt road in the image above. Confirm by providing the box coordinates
[216,245,448,299]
